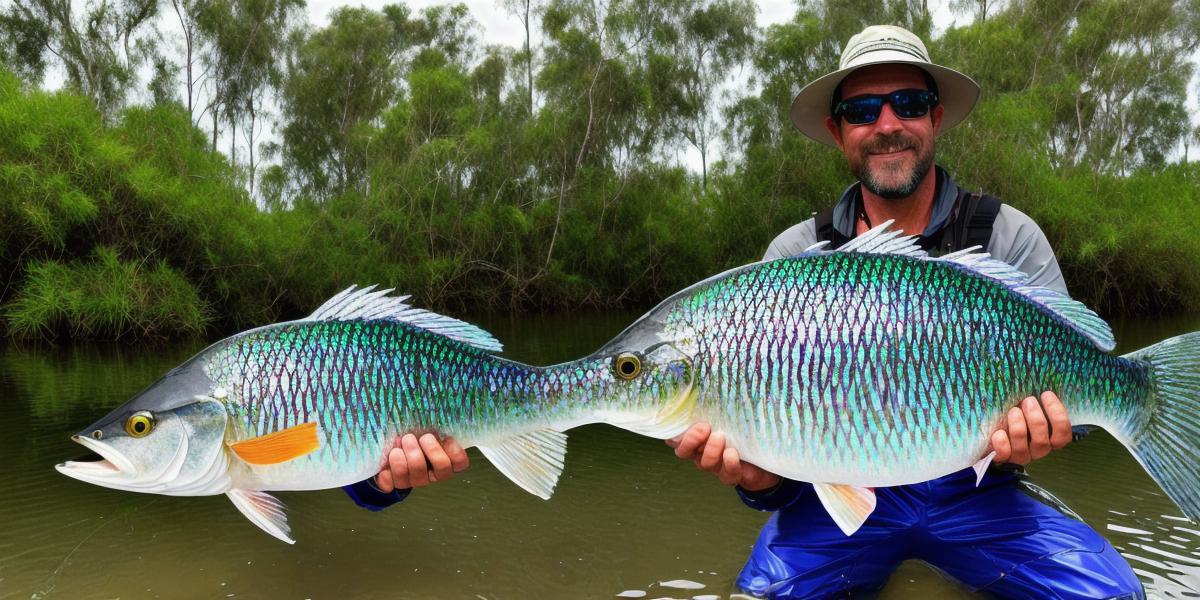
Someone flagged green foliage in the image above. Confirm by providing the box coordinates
[2,0,1200,342]
[7,247,209,338]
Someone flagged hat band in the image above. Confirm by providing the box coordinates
[841,38,928,67]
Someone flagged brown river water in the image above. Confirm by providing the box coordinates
[1,312,1198,599]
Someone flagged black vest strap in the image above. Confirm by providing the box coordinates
[813,206,850,249]
[813,191,1001,255]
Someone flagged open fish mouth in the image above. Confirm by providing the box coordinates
[56,434,139,481]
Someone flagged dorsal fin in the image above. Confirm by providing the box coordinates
[801,221,1115,352]
[306,285,502,352]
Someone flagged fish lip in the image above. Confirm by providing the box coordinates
[58,434,137,477]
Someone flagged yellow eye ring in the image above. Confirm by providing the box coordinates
[614,353,642,380]
[125,412,155,438]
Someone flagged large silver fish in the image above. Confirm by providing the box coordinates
[57,288,695,543]
[594,223,1200,534]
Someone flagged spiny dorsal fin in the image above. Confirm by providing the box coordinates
[306,285,502,352]
[801,221,1115,352]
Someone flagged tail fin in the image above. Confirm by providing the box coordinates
[1121,332,1200,521]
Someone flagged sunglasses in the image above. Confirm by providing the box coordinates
[832,89,939,125]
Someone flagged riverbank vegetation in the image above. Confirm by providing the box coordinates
[1,0,1198,339]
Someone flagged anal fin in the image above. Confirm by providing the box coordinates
[813,483,877,536]
[477,429,567,500]
[227,488,293,544]
[972,451,996,486]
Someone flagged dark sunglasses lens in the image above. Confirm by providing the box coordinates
[890,90,932,118]
[841,96,883,124]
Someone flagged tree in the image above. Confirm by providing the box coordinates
[279,7,402,198]
[661,0,757,190]
[0,0,161,119]
[195,0,302,192]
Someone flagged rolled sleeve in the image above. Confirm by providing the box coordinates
[737,478,813,512]
[343,478,411,512]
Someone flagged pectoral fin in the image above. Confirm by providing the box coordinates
[230,422,320,465]
[227,489,293,544]
[477,429,567,499]
[972,451,996,486]
[813,483,877,536]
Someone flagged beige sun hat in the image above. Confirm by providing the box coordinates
[789,25,981,147]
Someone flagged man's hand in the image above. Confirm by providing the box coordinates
[375,433,470,493]
[990,391,1073,466]
[666,422,781,492]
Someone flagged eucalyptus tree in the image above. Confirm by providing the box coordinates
[280,7,402,199]
[939,0,1198,174]
[0,0,160,119]
[658,0,757,190]
[195,0,302,192]
[502,0,539,115]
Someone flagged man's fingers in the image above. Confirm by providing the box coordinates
[1042,391,1073,450]
[1022,396,1052,460]
[1005,405,1031,465]
[419,433,454,483]
[673,422,711,460]
[443,437,470,472]
[990,429,1011,463]
[388,445,411,490]
[376,457,396,492]
[718,447,742,486]
[401,434,430,488]
[698,431,725,472]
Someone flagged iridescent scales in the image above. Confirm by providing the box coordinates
[654,235,1149,490]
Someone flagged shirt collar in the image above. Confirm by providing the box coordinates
[830,165,959,239]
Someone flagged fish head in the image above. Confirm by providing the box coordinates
[588,331,698,437]
[598,340,694,394]
[56,355,233,496]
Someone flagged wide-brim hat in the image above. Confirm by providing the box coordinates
[790,25,981,147]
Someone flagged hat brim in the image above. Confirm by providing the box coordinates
[789,57,981,147]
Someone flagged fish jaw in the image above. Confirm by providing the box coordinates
[57,398,233,497]
[56,433,147,489]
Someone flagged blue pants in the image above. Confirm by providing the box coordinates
[734,469,1143,599]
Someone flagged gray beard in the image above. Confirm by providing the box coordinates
[853,142,936,200]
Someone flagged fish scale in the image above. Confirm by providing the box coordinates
[662,249,1147,488]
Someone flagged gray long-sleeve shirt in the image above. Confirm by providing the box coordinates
[762,166,1068,295]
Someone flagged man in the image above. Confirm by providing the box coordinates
[342,433,468,510]
[668,25,1144,599]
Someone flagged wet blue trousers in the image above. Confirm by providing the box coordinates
[734,468,1143,599]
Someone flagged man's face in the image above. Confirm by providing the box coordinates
[823,64,944,200]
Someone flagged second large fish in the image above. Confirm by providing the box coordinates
[595,223,1200,534]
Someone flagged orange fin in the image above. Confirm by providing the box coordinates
[230,422,320,465]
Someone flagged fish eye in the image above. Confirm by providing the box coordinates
[124,411,156,438]
[91,430,103,440]
[613,353,642,380]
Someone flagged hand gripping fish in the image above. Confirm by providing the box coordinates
[589,222,1200,535]
[57,287,696,543]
